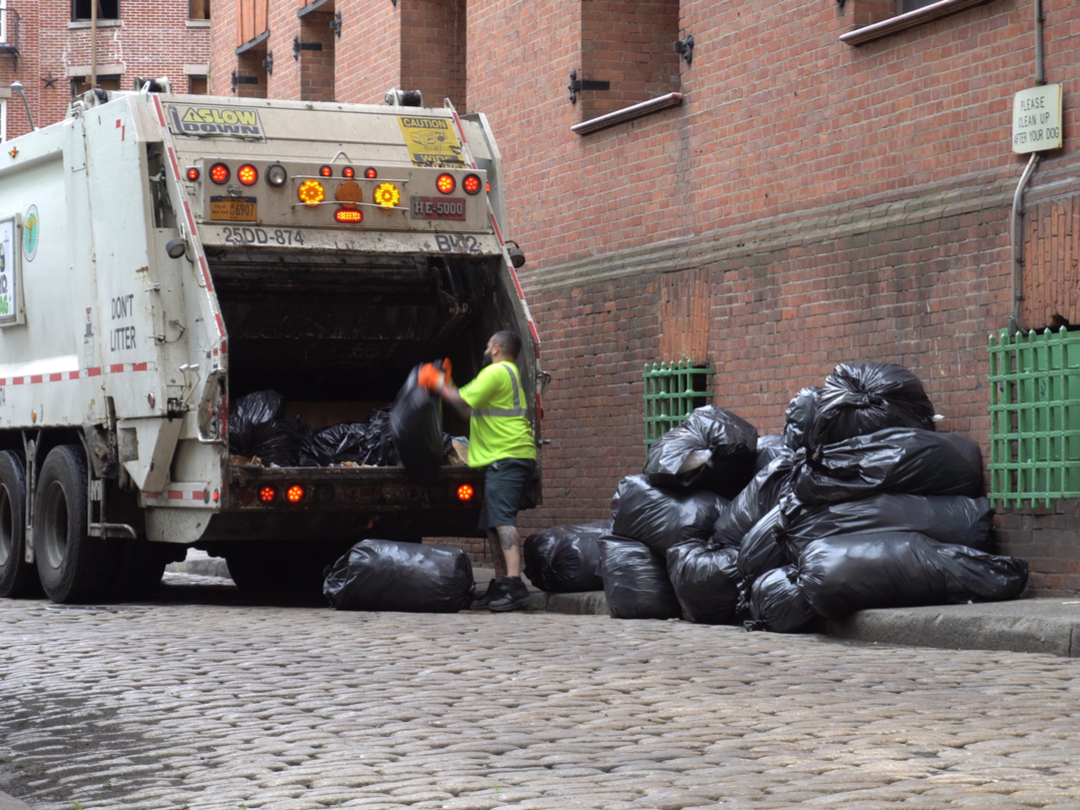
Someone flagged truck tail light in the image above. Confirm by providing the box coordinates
[320,165,333,177]
[259,486,276,503]
[463,174,482,195]
[209,163,230,184]
[237,164,258,185]
[287,485,304,503]
[186,167,200,181]
[342,166,355,178]
[436,173,455,194]
[298,179,325,206]
[335,209,363,222]
[364,167,378,179]
[457,484,474,502]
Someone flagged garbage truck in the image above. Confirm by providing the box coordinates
[0,84,544,602]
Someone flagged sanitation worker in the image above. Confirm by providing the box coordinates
[418,330,536,612]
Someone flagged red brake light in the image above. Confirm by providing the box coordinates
[457,484,474,502]
[237,164,258,186]
[335,209,363,222]
[320,166,333,177]
[364,167,378,179]
[486,181,491,193]
[287,485,304,503]
[342,166,355,178]
[240,488,255,504]
[436,174,455,194]
[258,486,276,503]
[186,167,200,181]
[209,163,230,184]
[463,174,482,195]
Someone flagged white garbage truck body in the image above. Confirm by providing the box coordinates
[0,88,543,602]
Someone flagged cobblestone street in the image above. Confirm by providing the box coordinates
[2,576,1080,810]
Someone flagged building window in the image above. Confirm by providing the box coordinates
[988,328,1080,508]
[0,99,7,142]
[0,0,7,45]
[643,361,713,450]
[899,0,936,10]
[72,0,119,20]
[189,75,208,94]
[190,0,210,20]
[71,75,121,96]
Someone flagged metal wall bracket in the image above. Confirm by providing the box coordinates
[263,50,274,75]
[568,70,610,104]
[231,71,260,93]
[293,37,324,60]
[673,34,693,65]
[330,11,343,37]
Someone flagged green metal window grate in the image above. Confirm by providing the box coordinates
[988,327,1080,508]
[643,361,714,449]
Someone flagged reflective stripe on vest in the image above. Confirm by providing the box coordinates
[472,363,527,417]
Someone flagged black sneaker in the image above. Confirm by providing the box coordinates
[488,576,531,612]
[470,578,504,611]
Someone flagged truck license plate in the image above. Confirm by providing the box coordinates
[210,196,258,221]
[410,196,466,221]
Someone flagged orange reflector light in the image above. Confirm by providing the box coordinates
[237,164,258,185]
[436,173,455,194]
[374,182,401,208]
[463,174,482,195]
[457,484,474,502]
[342,166,355,178]
[320,165,333,177]
[287,485,304,503]
[335,209,363,222]
[186,167,200,181]
[209,163,230,184]
[259,486,276,503]
[364,167,378,179]
[298,179,325,206]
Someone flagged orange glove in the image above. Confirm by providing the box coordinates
[417,359,453,391]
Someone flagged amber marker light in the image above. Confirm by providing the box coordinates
[457,484,474,502]
[287,485,305,503]
[237,164,258,186]
[374,182,401,208]
[335,209,363,222]
[298,179,325,206]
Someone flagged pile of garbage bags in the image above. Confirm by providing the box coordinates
[524,362,1028,631]
[228,367,459,476]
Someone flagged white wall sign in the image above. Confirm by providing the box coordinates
[1013,84,1064,154]
[0,214,25,326]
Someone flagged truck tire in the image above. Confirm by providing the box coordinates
[0,450,42,598]
[34,445,117,604]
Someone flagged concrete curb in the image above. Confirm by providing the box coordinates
[165,554,1080,657]
[0,790,34,810]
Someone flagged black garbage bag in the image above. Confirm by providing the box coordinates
[797,532,1029,620]
[777,493,995,561]
[228,391,316,466]
[324,539,474,612]
[711,455,795,548]
[666,542,741,625]
[746,566,820,633]
[390,363,447,484]
[791,428,983,506]
[612,475,729,554]
[600,535,682,620]
[313,410,401,467]
[755,435,791,473]
[808,362,937,447]
[523,521,610,593]
[736,505,787,586]
[644,406,758,498]
[782,387,821,451]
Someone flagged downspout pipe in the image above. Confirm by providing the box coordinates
[1008,0,1047,335]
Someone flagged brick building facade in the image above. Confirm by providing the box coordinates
[0,0,210,140]
[207,0,1080,594]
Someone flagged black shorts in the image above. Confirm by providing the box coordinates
[478,458,536,530]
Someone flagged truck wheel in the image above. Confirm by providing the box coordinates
[0,450,42,598]
[34,445,116,604]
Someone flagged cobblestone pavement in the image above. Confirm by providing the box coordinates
[2,576,1080,810]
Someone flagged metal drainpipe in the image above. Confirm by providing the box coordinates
[1009,0,1047,335]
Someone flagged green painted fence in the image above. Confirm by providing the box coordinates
[643,361,713,449]
[988,327,1080,508]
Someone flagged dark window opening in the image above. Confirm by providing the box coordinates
[72,0,119,20]
[190,0,210,19]
[189,75,208,94]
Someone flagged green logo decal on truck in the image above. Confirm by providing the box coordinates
[23,205,39,262]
